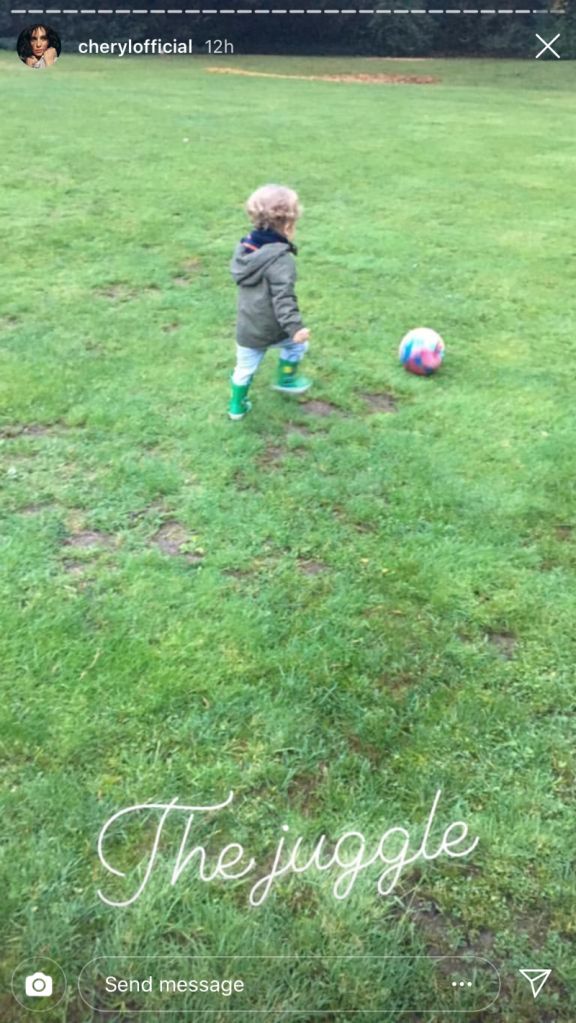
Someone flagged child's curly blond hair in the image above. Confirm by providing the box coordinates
[245,184,302,232]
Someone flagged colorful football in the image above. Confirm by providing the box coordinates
[399,327,445,376]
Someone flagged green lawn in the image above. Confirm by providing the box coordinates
[0,53,575,1022]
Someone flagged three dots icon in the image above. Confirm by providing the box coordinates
[452,981,473,987]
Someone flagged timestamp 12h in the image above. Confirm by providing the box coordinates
[205,39,235,54]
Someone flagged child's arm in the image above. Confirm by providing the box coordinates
[267,255,308,342]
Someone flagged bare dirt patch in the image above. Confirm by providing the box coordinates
[348,734,383,765]
[408,897,457,963]
[378,670,414,703]
[95,283,158,301]
[162,322,180,333]
[299,399,340,417]
[514,909,552,950]
[367,57,431,62]
[286,768,326,814]
[18,502,58,516]
[400,895,563,1019]
[298,558,328,576]
[554,524,573,541]
[352,520,378,534]
[182,257,202,274]
[222,567,252,580]
[284,423,314,437]
[151,521,204,564]
[538,558,558,572]
[258,442,308,468]
[360,392,398,413]
[0,422,67,439]
[485,630,517,659]
[62,559,87,576]
[206,68,438,86]
[173,258,202,287]
[94,284,132,301]
[128,499,169,523]
[232,469,252,491]
[83,339,105,355]
[259,443,285,468]
[63,530,115,549]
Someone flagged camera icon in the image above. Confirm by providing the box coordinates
[25,972,53,998]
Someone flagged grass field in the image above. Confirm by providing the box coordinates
[1,52,575,1022]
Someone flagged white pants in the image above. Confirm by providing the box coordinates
[232,339,309,386]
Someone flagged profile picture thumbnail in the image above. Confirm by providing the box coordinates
[17,24,61,68]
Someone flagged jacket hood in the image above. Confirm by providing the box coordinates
[230,242,291,286]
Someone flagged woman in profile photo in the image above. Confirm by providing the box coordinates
[17,24,61,68]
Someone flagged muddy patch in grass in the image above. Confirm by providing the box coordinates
[94,284,132,301]
[514,910,552,950]
[222,566,252,580]
[348,734,384,765]
[83,339,106,355]
[18,501,58,516]
[352,520,378,534]
[298,558,328,576]
[538,558,559,572]
[0,315,19,330]
[128,499,169,523]
[95,283,158,302]
[406,898,498,976]
[284,422,314,437]
[207,68,438,86]
[62,559,87,576]
[63,530,116,549]
[151,521,204,564]
[258,442,308,468]
[377,670,414,702]
[467,927,496,955]
[173,258,202,287]
[360,391,398,413]
[408,897,458,963]
[258,443,285,468]
[554,524,573,541]
[232,469,253,491]
[299,399,341,417]
[182,257,202,274]
[0,422,70,439]
[399,894,564,1017]
[286,768,326,814]
[485,630,517,659]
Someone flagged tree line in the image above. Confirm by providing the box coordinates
[1,0,574,57]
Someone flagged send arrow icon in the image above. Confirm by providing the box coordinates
[519,969,552,999]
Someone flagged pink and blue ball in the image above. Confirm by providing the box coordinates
[399,328,445,376]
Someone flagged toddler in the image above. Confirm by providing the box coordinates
[228,184,311,420]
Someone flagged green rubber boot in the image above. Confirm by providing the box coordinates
[273,359,312,395]
[228,379,253,420]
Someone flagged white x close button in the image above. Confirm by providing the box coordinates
[535,33,561,59]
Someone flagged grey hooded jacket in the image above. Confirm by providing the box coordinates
[230,241,305,350]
